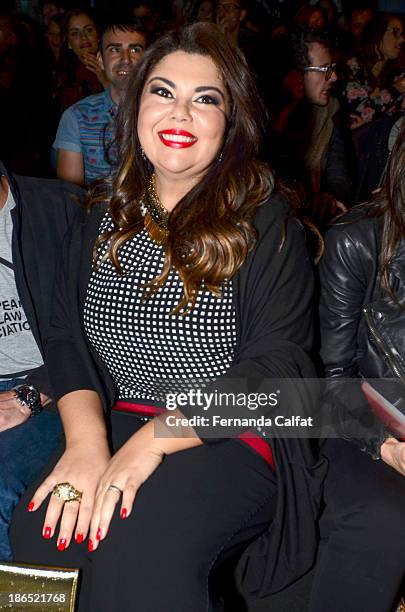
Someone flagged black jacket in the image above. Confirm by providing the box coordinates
[319,206,401,454]
[1,162,85,395]
[46,191,326,597]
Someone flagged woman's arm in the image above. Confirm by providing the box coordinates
[319,220,389,454]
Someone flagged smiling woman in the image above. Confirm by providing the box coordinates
[11,23,324,612]
[56,9,104,111]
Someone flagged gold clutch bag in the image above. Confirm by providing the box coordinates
[0,562,79,612]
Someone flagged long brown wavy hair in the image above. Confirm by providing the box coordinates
[90,23,275,312]
[368,117,405,295]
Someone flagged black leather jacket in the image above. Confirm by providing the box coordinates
[318,206,404,455]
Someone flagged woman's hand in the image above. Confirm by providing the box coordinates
[88,428,164,550]
[393,73,405,94]
[380,437,405,476]
[89,411,202,550]
[81,51,108,88]
[28,442,111,550]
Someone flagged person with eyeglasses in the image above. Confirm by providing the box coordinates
[344,13,404,132]
[269,28,353,228]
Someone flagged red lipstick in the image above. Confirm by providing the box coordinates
[158,129,198,149]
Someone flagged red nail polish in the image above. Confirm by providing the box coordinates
[120,508,127,519]
[57,538,66,551]
[43,526,52,539]
[27,501,35,512]
[76,533,84,544]
[96,528,102,541]
[88,539,94,552]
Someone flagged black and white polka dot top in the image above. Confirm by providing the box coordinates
[83,211,237,402]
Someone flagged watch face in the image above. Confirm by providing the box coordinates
[18,385,40,407]
[26,388,38,404]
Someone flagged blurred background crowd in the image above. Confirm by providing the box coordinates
[0,0,404,226]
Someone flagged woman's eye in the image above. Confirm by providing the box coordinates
[151,87,173,98]
[196,94,220,105]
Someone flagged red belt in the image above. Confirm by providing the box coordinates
[113,401,275,470]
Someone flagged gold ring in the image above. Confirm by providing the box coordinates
[52,482,82,503]
[107,485,123,496]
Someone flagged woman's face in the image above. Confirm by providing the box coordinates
[197,1,215,22]
[308,9,325,30]
[138,51,229,186]
[46,20,61,52]
[67,13,99,60]
[380,18,404,61]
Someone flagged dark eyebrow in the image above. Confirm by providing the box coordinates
[105,42,144,50]
[147,78,225,99]
[147,76,176,88]
[194,85,226,100]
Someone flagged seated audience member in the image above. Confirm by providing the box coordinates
[0,161,84,561]
[193,0,215,23]
[294,4,326,30]
[310,113,405,612]
[343,14,405,132]
[215,0,247,47]
[270,28,353,226]
[57,9,105,113]
[355,110,404,201]
[39,0,64,27]
[11,24,325,611]
[54,16,147,186]
[215,0,270,106]
[45,13,63,66]
[130,1,159,38]
[339,2,374,58]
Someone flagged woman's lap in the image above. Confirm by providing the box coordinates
[11,412,276,612]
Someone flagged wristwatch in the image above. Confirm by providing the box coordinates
[13,384,43,416]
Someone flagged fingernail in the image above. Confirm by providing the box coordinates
[76,533,84,544]
[27,501,35,512]
[43,526,52,539]
[57,538,66,551]
[120,508,127,519]
[88,539,94,552]
[96,528,102,541]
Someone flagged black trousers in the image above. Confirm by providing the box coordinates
[10,412,277,612]
[308,438,405,612]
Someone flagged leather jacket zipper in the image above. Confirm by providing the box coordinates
[363,307,405,381]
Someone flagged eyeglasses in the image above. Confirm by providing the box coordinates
[386,26,404,40]
[303,63,337,81]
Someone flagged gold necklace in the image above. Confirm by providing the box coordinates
[141,174,169,246]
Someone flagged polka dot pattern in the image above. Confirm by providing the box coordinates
[83,211,237,402]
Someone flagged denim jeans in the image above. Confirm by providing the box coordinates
[0,379,62,560]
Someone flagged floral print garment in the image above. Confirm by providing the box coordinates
[344,57,405,128]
